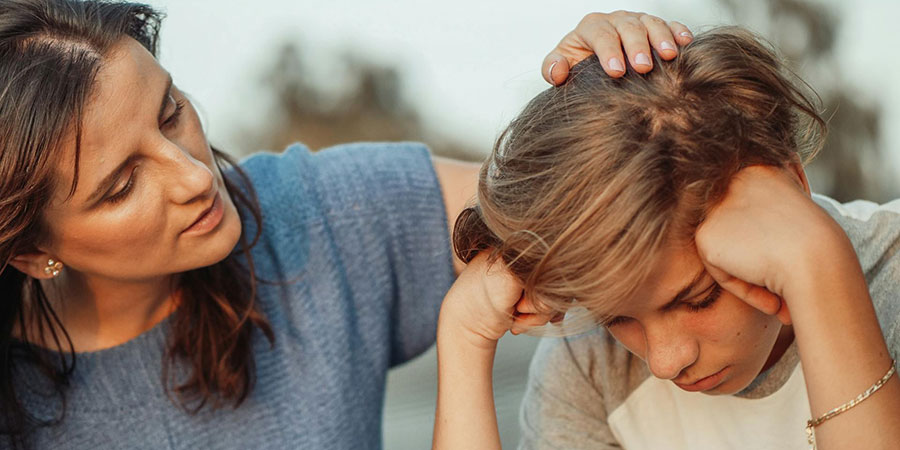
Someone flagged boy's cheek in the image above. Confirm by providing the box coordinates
[609,325,647,360]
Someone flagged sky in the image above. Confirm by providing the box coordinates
[144,0,900,178]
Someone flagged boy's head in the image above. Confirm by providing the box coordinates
[453,27,824,393]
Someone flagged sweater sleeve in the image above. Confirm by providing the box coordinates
[519,337,622,450]
[238,142,455,368]
[304,142,455,366]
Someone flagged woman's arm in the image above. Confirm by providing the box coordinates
[696,165,900,450]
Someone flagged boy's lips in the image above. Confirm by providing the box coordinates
[674,366,729,392]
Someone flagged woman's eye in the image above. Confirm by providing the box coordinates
[162,97,185,129]
[685,283,722,312]
[105,169,136,204]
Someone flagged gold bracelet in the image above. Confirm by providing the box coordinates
[805,359,896,449]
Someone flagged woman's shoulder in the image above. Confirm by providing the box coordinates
[236,141,436,222]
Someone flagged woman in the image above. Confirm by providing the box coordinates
[434,27,900,449]
[0,0,689,448]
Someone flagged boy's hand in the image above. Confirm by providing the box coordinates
[438,252,554,351]
[695,165,854,324]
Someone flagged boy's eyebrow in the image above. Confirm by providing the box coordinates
[659,269,707,312]
[599,268,709,326]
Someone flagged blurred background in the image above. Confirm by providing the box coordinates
[146,0,899,447]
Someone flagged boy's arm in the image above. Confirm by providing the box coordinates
[697,166,900,450]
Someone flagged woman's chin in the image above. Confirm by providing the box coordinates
[182,198,244,270]
[211,200,244,261]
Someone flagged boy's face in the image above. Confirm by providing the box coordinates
[603,241,792,395]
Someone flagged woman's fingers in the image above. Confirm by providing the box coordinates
[704,263,793,325]
[639,14,678,60]
[668,20,693,46]
[542,11,693,84]
[571,17,627,77]
[608,13,653,72]
[542,50,571,85]
[542,22,625,83]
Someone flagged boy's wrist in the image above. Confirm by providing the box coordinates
[438,301,504,353]
[782,219,860,306]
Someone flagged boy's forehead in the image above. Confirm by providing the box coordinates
[624,243,707,311]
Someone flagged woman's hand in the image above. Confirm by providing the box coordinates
[542,10,694,84]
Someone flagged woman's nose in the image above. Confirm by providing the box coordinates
[161,142,215,204]
[644,322,699,380]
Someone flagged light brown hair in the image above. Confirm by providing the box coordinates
[453,27,826,325]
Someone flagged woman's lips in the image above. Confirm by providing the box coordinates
[674,366,729,392]
[182,192,224,235]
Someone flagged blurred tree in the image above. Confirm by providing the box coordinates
[719,0,897,202]
[236,41,482,161]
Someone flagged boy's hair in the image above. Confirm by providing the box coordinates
[453,27,825,324]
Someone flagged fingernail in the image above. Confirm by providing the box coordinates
[547,60,558,82]
[608,57,625,73]
[635,53,651,66]
[680,31,693,39]
[661,41,676,52]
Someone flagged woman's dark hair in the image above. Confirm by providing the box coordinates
[0,1,274,447]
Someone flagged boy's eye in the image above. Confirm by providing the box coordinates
[685,283,722,312]
[604,316,630,328]
[604,282,723,328]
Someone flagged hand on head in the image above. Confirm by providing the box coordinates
[542,11,693,84]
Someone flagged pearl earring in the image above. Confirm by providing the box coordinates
[43,258,63,277]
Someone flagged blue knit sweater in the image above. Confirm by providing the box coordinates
[16,143,455,449]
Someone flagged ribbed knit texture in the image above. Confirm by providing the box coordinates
[14,142,455,449]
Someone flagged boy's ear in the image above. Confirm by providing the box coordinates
[7,252,63,279]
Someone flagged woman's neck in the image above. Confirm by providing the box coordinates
[36,271,179,352]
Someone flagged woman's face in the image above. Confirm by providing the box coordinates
[39,37,242,283]
[603,241,788,395]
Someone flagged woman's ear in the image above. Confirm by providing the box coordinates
[8,252,63,279]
